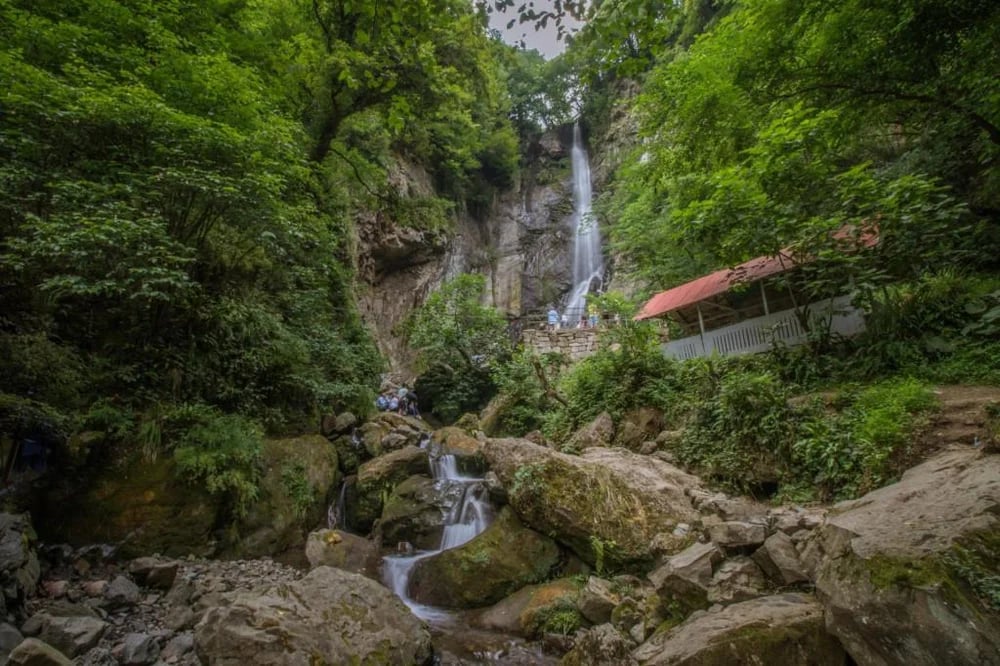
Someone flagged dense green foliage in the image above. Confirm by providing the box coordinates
[408,274,512,422]
[0,0,523,506]
[600,0,1000,287]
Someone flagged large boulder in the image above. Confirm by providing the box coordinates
[194,566,432,665]
[230,435,339,559]
[304,529,381,579]
[483,439,700,568]
[0,513,40,619]
[377,475,462,550]
[810,449,1000,665]
[632,593,845,665]
[33,456,219,559]
[407,508,560,608]
[347,446,430,532]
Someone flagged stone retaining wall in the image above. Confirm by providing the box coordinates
[522,328,600,361]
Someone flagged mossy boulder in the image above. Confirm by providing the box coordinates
[483,438,701,569]
[810,448,1000,665]
[230,435,339,559]
[378,475,463,550]
[434,426,486,473]
[347,446,429,533]
[473,578,586,638]
[407,507,560,608]
[632,593,844,665]
[330,433,367,475]
[35,454,220,559]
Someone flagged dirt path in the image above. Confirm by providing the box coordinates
[917,384,1000,453]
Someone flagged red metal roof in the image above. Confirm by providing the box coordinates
[634,251,798,321]
[634,226,879,321]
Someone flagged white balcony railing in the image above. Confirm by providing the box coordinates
[662,295,865,360]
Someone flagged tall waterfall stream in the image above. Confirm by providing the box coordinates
[564,121,603,318]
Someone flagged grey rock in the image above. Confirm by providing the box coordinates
[706,556,768,604]
[121,633,160,665]
[577,577,620,625]
[7,638,73,666]
[566,412,615,451]
[128,558,179,590]
[194,566,431,665]
[160,632,194,662]
[163,605,196,632]
[103,575,140,609]
[0,622,24,662]
[333,412,358,434]
[560,624,638,666]
[707,521,767,548]
[304,529,381,578]
[632,593,845,666]
[753,531,809,585]
[814,449,1000,665]
[20,609,107,658]
[647,541,722,616]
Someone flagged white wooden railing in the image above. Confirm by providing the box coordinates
[662,295,865,360]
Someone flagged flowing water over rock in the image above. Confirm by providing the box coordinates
[565,122,603,318]
[383,439,492,621]
[382,439,556,664]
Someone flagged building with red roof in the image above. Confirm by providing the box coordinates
[635,229,875,359]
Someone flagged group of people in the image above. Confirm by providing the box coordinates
[547,306,612,330]
[375,386,419,416]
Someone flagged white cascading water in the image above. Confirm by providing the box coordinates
[564,121,603,319]
[382,439,492,620]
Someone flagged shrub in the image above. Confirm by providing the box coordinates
[792,378,937,498]
[172,409,263,517]
[674,369,795,493]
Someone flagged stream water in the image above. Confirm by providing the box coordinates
[383,438,493,621]
[381,439,556,664]
[564,121,603,319]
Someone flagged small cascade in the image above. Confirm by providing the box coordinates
[326,481,347,530]
[382,441,493,620]
[565,121,603,319]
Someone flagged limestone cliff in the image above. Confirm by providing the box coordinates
[357,129,578,379]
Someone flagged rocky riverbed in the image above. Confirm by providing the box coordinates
[2,407,998,665]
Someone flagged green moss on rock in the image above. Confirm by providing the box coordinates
[407,508,560,608]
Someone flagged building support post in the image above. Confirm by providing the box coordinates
[760,282,770,316]
[696,303,708,355]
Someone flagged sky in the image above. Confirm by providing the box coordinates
[486,1,583,59]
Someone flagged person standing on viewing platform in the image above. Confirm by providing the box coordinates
[560,313,569,329]
[547,307,559,330]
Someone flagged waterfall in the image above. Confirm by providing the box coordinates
[564,121,603,320]
[326,481,347,530]
[382,442,492,620]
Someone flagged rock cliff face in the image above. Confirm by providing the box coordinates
[357,131,578,378]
